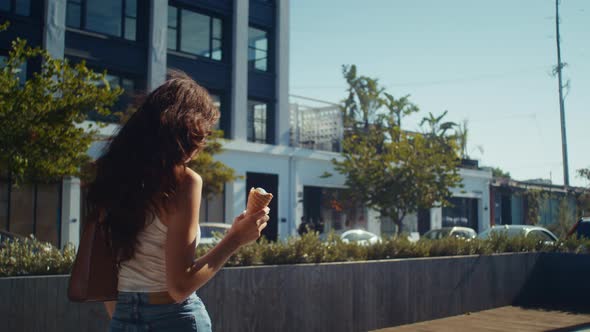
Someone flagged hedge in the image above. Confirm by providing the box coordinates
[1,232,589,277]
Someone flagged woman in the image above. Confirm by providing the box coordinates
[86,71,269,331]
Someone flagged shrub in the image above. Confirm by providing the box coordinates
[0,235,75,277]
[2,232,590,277]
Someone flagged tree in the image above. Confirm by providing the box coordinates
[187,130,240,200]
[491,167,511,179]
[578,168,590,183]
[334,65,462,235]
[342,65,384,133]
[0,22,121,184]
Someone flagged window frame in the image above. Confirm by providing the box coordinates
[81,63,141,123]
[167,4,224,62]
[247,99,270,144]
[248,25,270,72]
[0,0,31,16]
[66,0,137,41]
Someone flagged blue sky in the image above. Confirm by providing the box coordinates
[289,0,589,186]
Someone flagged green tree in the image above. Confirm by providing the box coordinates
[0,22,121,184]
[187,130,240,200]
[334,65,462,235]
[491,167,511,179]
[547,197,576,238]
[342,64,384,133]
[578,168,590,182]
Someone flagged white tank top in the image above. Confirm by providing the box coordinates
[117,215,201,292]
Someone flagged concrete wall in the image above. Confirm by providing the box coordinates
[1,253,559,332]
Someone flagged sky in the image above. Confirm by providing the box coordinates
[289,0,589,187]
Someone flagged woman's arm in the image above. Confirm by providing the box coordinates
[164,170,268,302]
[104,301,116,318]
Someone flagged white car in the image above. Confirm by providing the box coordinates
[340,229,381,246]
[200,222,231,245]
[477,225,558,243]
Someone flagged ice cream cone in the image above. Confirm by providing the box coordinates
[246,187,273,215]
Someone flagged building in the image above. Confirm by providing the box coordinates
[490,177,583,229]
[0,1,523,248]
[0,0,291,247]
[290,102,343,153]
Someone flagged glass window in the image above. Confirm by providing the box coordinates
[86,0,122,36]
[181,10,210,56]
[247,100,268,143]
[0,55,27,84]
[248,27,268,71]
[199,191,225,223]
[167,6,178,50]
[88,71,136,122]
[0,0,30,16]
[0,180,9,231]
[35,184,60,246]
[9,184,34,236]
[211,94,221,130]
[528,230,554,242]
[167,6,223,61]
[15,0,31,16]
[0,0,9,11]
[66,0,137,40]
[211,18,222,60]
[124,0,137,40]
[66,1,82,28]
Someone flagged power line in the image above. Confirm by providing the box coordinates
[289,94,341,106]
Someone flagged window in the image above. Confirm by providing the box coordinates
[248,27,268,71]
[211,94,221,130]
[0,179,62,247]
[0,55,27,84]
[167,5,223,61]
[247,100,268,143]
[66,0,137,40]
[88,72,136,122]
[34,184,60,245]
[199,189,225,223]
[528,230,555,242]
[0,181,8,231]
[0,0,31,16]
[9,184,34,236]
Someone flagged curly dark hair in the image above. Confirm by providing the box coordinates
[86,70,220,264]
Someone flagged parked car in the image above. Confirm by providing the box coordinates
[200,222,231,245]
[423,227,477,240]
[340,229,381,246]
[477,225,558,243]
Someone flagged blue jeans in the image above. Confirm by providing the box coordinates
[109,292,212,332]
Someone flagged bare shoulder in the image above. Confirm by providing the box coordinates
[176,167,203,191]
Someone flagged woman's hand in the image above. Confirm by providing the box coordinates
[227,207,270,247]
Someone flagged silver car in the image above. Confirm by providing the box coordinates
[477,225,558,243]
[200,222,231,245]
[423,227,477,240]
[340,229,381,246]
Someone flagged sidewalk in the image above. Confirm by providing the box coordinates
[373,306,590,332]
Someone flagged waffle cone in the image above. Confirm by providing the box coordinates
[246,187,273,215]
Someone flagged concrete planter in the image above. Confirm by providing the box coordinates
[2,253,585,332]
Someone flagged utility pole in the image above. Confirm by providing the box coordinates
[555,0,570,186]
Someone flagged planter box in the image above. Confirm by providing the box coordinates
[3,253,584,332]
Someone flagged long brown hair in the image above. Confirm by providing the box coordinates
[86,71,220,263]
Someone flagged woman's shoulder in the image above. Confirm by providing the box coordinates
[175,166,202,187]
